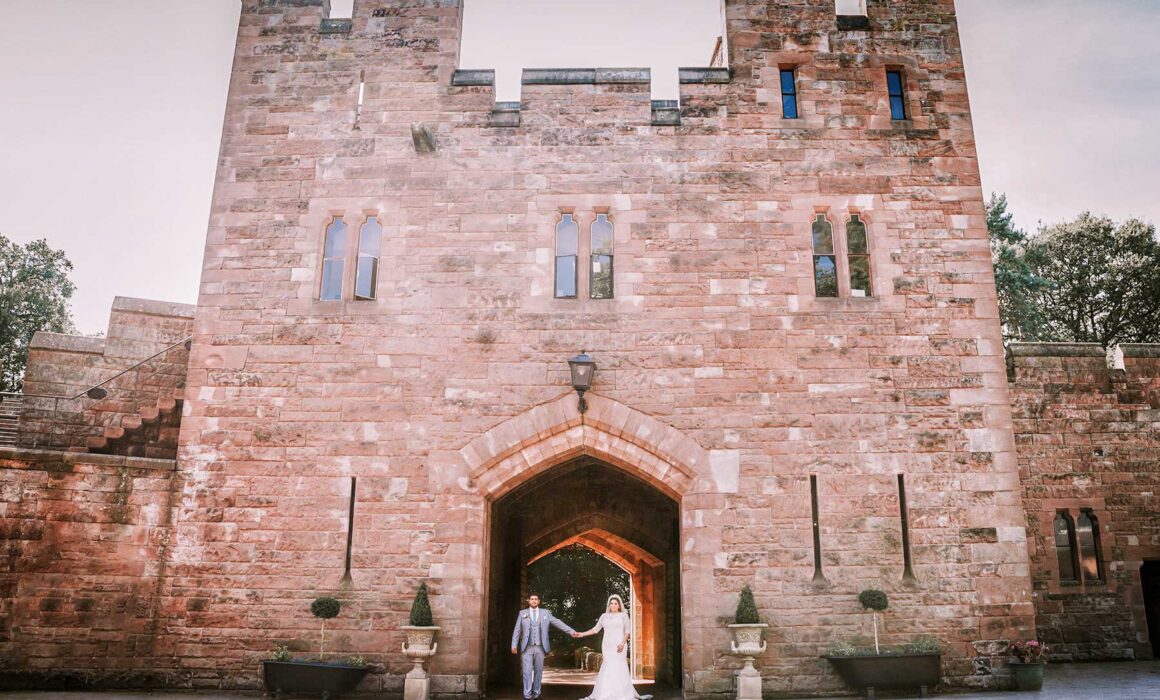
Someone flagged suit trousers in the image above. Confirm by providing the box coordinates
[520,643,545,699]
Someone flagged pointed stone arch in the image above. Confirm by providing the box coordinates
[460,392,708,501]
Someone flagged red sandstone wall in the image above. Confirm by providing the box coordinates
[1009,343,1160,662]
[18,297,194,456]
[0,449,179,689]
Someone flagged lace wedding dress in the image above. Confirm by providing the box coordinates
[584,612,647,700]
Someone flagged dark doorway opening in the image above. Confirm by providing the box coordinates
[1142,561,1160,658]
[485,459,681,693]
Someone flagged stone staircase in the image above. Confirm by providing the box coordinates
[0,395,21,447]
[76,388,184,460]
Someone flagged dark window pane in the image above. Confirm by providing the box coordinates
[591,254,613,299]
[591,214,613,255]
[814,255,838,297]
[849,255,871,297]
[1055,513,1078,582]
[1077,512,1102,582]
[782,95,798,119]
[556,214,579,256]
[812,215,834,254]
[887,71,904,95]
[780,69,796,95]
[847,216,867,253]
[890,96,907,120]
[324,218,347,258]
[354,256,378,300]
[321,259,344,301]
[555,256,577,298]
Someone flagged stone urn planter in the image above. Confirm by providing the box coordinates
[823,653,941,699]
[728,586,768,700]
[401,582,440,700]
[1009,660,1045,691]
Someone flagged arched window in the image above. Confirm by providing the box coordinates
[555,214,579,298]
[590,214,614,299]
[1054,511,1079,584]
[812,214,838,297]
[1077,510,1104,583]
[320,217,348,301]
[846,215,871,297]
[355,216,382,300]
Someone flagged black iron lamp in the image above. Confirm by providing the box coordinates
[567,350,596,414]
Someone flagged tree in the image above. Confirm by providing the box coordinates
[528,544,630,661]
[986,193,1048,342]
[0,235,76,391]
[1025,213,1160,346]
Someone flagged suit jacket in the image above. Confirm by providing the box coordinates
[511,607,576,653]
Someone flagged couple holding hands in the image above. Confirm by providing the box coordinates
[511,592,645,700]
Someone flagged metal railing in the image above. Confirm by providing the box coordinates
[0,336,192,453]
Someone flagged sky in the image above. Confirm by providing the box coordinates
[0,0,1157,335]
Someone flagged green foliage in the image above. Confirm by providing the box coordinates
[409,581,434,626]
[734,585,760,624]
[270,645,292,662]
[0,234,76,391]
[528,544,629,659]
[346,655,368,667]
[1023,213,1160,346]
[858,589,888,612]
[987,194,1049,342]
[311,597,341,620]
[906,636,942,654]
[987,197,1160,346]
[826,639,858,657]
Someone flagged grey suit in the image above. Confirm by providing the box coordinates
[511,607,576,699]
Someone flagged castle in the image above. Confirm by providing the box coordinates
[2,0,1157,696]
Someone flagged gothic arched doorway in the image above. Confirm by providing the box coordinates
[485,458,681,692]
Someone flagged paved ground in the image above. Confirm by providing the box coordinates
[1,661,1158,699]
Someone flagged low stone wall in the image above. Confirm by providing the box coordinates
[1009,343,1160,661]
[0,447,179,689]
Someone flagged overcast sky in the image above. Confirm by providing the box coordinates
[1,0,1157,334]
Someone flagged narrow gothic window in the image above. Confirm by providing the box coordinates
[355,216,381,300]
[320,217,348,301]
[1077,510,1104,583]
[1054,511,1079,584]
[555,214,579,298]
[780,68,798,119]
[887,70,907,120]
[590,214,614,299]
[812,215,838,297]
[846,215,871,297]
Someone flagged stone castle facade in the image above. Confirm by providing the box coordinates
[2,0,1157,696]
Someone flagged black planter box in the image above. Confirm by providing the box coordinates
[262,660,369,699]
[823,653,941,698]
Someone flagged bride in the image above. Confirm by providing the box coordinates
[575,594,650,700]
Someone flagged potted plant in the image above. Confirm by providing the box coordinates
[401,582,441,700]
[822,590,942,699]
[262,596,370,699]
[727,585,767,700]
[1009,639,1048,691]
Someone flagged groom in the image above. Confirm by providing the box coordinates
[511,593,578,700]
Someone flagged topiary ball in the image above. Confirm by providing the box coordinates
[311,596,342,619]
[858,589,889,612]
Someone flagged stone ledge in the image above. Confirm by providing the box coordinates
[28,332,106,354]
[1008,342,1105,358]
[1118,344,1160,358]
[522,68,651,85]
[678,67,730,84]
[451,69,495,86]
[651,100,681,126]
[320,18,352,34]
[112,295,196,319]
[0,445,177,472]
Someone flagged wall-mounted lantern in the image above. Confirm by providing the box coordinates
[567,350,596,414]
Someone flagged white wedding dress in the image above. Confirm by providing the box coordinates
[584,612,642,700]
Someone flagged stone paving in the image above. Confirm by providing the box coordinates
[2,662,1159,700]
